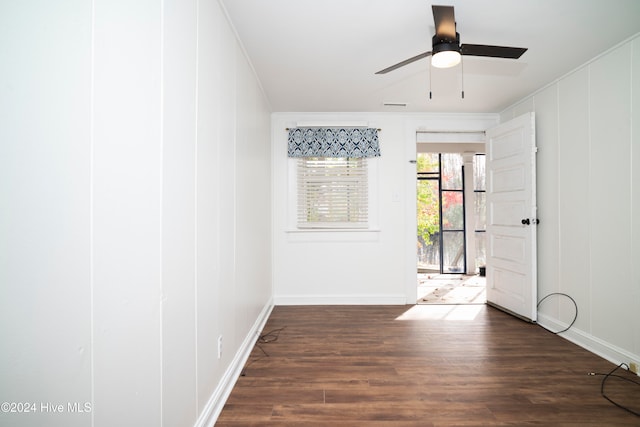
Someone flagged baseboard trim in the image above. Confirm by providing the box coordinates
[274,294,407,305]
[537,312,640,372]
[194,298,274,427]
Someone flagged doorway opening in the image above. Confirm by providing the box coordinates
[416,152,486,304]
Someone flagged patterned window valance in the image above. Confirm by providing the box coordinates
[287,127,381,158]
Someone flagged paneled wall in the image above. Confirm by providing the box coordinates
[0,1,272,426]
[501,35,640,366]
[271,113,497,305]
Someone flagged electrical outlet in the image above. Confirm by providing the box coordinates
[217,335,223,360]
[630,362,639,375]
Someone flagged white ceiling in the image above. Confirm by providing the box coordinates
[221,0,640,113]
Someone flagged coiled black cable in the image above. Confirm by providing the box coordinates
[537,292,578,334]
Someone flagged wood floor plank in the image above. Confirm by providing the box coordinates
[216,305,640,426]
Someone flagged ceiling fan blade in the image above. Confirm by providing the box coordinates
[460,44,528,59]
[375,51,432,74]
[432,5,457,40]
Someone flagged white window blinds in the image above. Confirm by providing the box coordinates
[297,157,368,229]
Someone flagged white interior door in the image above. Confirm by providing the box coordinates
[485,112,537,322]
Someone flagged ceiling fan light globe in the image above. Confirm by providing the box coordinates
[431,50,461,68]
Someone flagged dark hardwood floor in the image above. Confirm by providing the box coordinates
[217,304,640,426]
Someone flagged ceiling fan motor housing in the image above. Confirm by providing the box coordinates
[432,32,460,53]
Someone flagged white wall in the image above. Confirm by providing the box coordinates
[272,113,497,305]
[500,34,640,368]
[0,1,272,426]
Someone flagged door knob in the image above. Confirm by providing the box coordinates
[521,218,530,225]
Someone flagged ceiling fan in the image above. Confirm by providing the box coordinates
[375,5,527,74]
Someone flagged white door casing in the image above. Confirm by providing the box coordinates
[485,112,537,322]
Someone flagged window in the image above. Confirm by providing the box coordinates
[297,157,368,229]
[286,126,380,232]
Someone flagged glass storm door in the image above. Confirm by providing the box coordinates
[417,153,466,274]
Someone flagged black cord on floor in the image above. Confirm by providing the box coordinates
[240,326,286,376]
[537,292,577,334]
[589,363,640,417]
[259,326,286,343]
